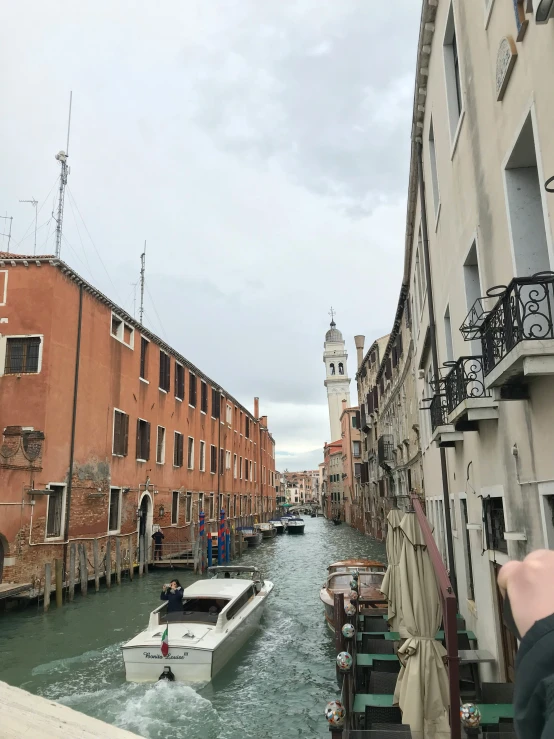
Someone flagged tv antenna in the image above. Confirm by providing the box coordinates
[19,199,38,255]
[54,91,73,258]
[0,214,13,253]
[139,241,146,324]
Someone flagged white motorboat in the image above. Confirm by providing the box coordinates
[268,518,285,534]
[121,566,273,684]
[285,517,305,534]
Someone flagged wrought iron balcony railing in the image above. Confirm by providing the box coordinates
[377,434,394,467]
[444,356,491,414]
[429,394,448,431]
[461,272,554,376]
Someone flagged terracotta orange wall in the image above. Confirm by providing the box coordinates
[0,262,276,567]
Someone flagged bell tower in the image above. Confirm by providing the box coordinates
[323,308,351,441]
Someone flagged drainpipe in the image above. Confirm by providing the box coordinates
[63,284,83,575]
[416,141,458,599]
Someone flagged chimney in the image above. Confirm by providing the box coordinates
[261,415,268,428]
[354,335,365,369]
[342,399,347,410]
[254,397,259,418]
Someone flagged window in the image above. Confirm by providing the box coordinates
[199,441,206,471]
[187,437,194,469]
[207,494,214,520]
[460,499,475,601]
[109,487,121,532]
[245,416,250,439]
[484,496,508,554]
[5,336,41,374]
[444,307,454,363]
[156,426,166,464]
[159,350,170,392]
[210,444,217,474]
[140,337,148,380]
[540,494,554,548]
[189,373,197,407]
[46,485,64,538]
[463,242,483,355]
[444,3,463,139]
[226,403,232,424]
[225,450,231,470]
[136,419,151,461]
[219,447,224,475]
[185,492,192,523]
[330,362,335,375]
[352,441,361,457]
[226,585,255,620]
[351,415,358,429]
[201,381,208,414]
[172,491,179,525]
[111,313,134,347]
[504,113,550,278]
[240,411,243,434]
[239,457,243,479]
[254,462,257,482]
[174,432,184,467]
[211,388,220,419]
[245,459,249,480]
[338,362,344,375]
[428,119,440,217]
[233,454,238,479]
[175,363,184,400]
[113,410,129,456]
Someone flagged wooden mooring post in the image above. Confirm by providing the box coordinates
[138,536,144,577]
[55,558,63,608]
[68,543,76,601]
[79,544,88,596]
[93,539,100,592]
[105,537,112,588]
[116,538,122,585]
[128,535,134,580]
[44,563,51,612]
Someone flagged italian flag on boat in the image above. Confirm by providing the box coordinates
[161,625,169,657]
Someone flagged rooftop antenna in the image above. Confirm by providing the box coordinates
[139,241,146,324]
[0,214,13,253]
[19,199,38,255]
[54,91,73,258]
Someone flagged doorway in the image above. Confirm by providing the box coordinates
[493,562,517,682]
[138,493,153,563]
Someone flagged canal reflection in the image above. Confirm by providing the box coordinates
[0,518,386,739]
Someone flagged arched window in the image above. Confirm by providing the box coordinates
[338,362,344,375]
[330,363,335,375]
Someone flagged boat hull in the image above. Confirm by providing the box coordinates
[245,532,263,547]
[286,523,305,535]
[261,529,277,539]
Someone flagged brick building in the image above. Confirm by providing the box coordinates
[0,254,276,586]
[322,439,342,519]
[339,400,362,530]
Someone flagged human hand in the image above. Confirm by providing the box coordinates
[497,550,554,639]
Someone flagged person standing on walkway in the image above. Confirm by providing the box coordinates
[152,528,164,561]
[498,549,554,739]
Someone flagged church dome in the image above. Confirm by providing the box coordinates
[325,321,343,342]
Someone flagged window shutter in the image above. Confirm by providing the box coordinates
[113,413,121,454]
[367,391,373,414]
[145,422,151,461]
[397,332,403,358]
[123,413,129,456]
[373,386,379,411]
[179,434,184,467]
[355,410,360,429]
[136,419,141,459]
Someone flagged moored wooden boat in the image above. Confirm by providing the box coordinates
[257,522,277,539]
[319,561,386,631]
[241,527,263,547]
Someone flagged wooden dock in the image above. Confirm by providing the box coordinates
[0,583,31,600]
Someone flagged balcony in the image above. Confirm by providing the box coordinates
[429,394,463,448]
[461,272,554,389]
[377,434,394,468]
[443,356,498,429]
[360,405,371,433]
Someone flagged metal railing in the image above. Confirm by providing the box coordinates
[377,434,394,466]
[444,355,491,414]
[461,272,554,376]
[429,394,448,431]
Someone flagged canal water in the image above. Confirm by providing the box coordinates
[0,518,385,739]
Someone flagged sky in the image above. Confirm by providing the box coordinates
[0,1,420,471]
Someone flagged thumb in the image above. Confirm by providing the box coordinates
[497,560,522,597]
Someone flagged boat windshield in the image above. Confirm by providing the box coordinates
[162,597,231,624]
[327,572,384,589]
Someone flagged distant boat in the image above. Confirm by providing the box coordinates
[256,522,277,539]
[240,526,263,547]
[286,517,305,535]
[268,518,285,535]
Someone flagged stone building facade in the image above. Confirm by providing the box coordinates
[402,0,554,683]
[0,254,276,587]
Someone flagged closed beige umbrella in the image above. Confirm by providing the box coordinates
[380,508,404,631]
[393,512,450,739]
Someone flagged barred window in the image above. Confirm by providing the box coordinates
[5,337,41,374]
